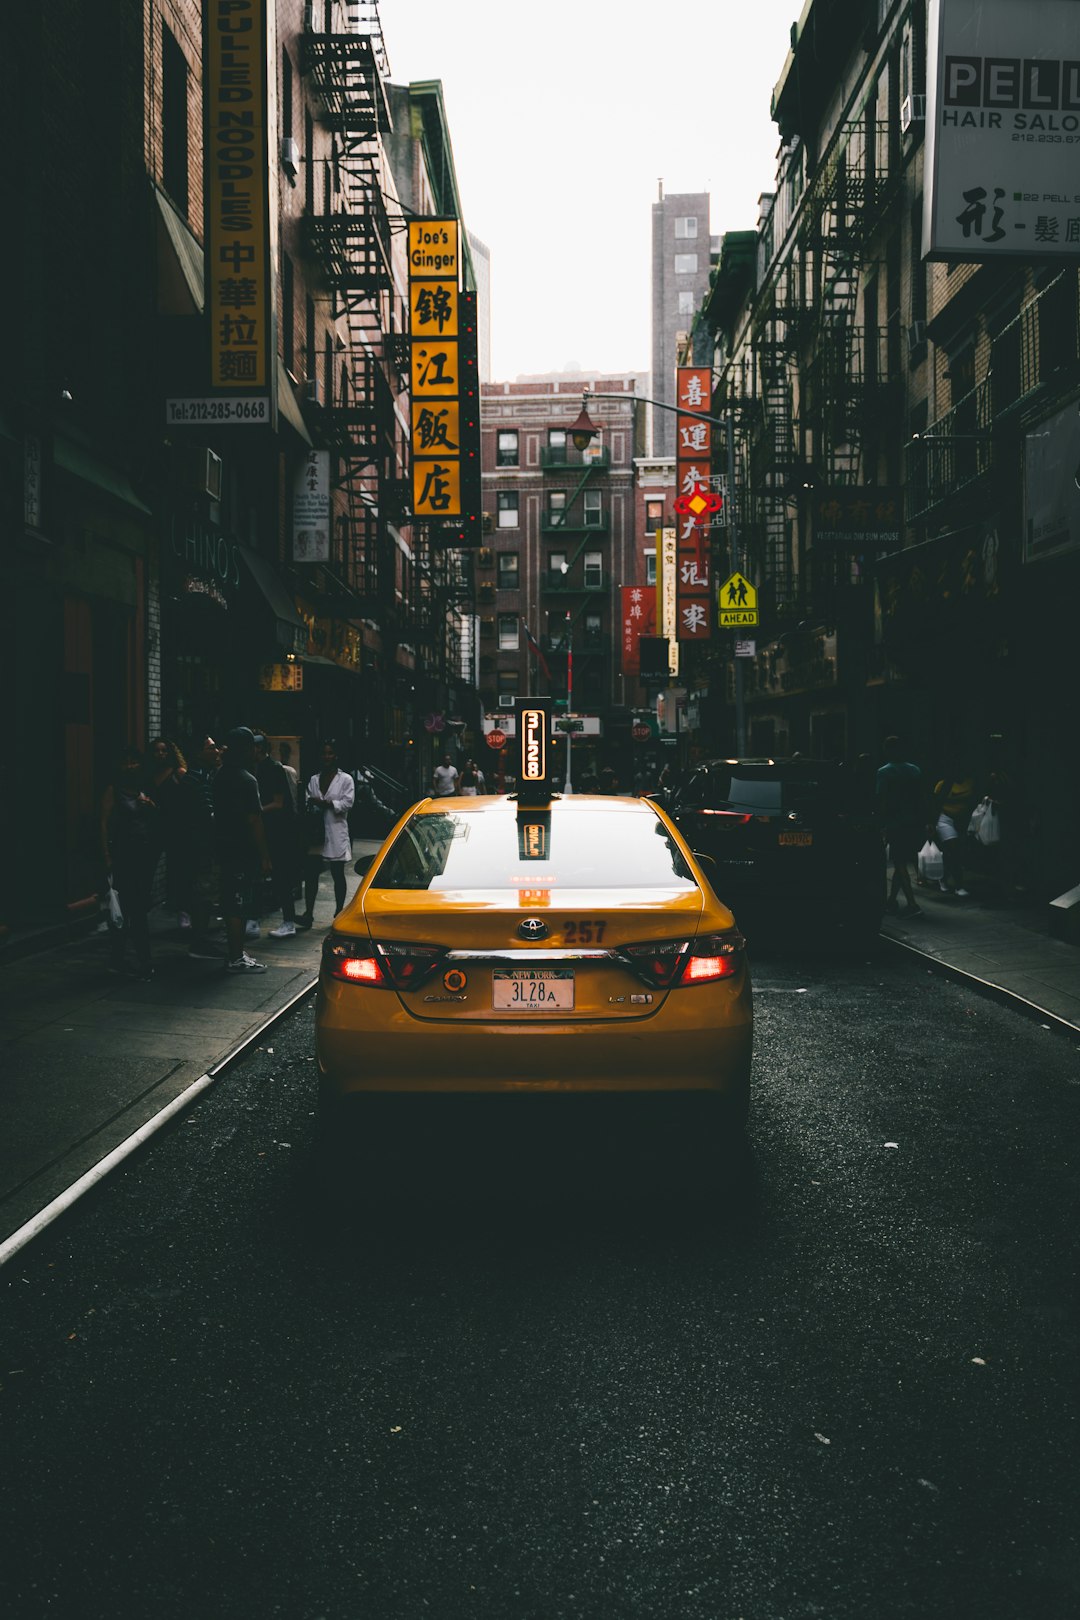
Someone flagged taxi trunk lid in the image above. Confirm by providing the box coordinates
[359,886,705,1021]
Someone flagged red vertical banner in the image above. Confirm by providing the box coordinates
[675,367,713,641]
[621,586,657,675]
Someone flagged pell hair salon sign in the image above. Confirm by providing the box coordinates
[924,0,1080,260]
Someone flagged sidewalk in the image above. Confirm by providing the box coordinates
[0,844,380,1251]
[880,868,1080,1031]
[2,846,1077,1255]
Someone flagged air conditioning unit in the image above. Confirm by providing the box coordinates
[302,376,323,407]
[189,446,223,501]
[907,320,928,353]
[498,695,516,709]
[280,137,299,176]
[480,616,495,636]
[477,547,494,567]
[900,94,925,133]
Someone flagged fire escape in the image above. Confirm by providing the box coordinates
[796,119,900,486]
[299,5,407,610]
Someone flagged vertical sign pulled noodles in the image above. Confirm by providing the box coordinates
[409,219,462,518]
[675,367,712,641]
[925,0,1080,260]
[205,0,274,417]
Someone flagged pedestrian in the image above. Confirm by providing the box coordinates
[458,760,481,796]
[432,751,459,797]
[212,726,272,973]
[278,740,300,810]
[253,733,299,938]
[100,747,158,980]
[931,760,978,897]
[180,734,223,960]
[598,764,619,795]
[296,739,355,927]
[876,736,924,916]
[147,736,189,924]
[466,757,487,793]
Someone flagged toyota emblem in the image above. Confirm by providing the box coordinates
[518,917,548,940]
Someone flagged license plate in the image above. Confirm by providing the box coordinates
[778,831,813,846]
[493,970,575,1010]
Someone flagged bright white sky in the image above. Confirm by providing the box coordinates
[384,0,800,381]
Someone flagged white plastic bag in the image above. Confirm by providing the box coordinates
[917,840,944,883]
[106,880,123,929]
[969,797,1001,847]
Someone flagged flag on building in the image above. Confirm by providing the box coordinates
[518,614,551,681]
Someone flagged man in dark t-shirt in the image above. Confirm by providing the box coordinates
[254,733,298,938]
[213,727,271,973]
[876,735,925,916]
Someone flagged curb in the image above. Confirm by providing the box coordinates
[0,974,319,1270]
[880,932,1080,1042]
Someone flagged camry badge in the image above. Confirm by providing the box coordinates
[518,917,548,940]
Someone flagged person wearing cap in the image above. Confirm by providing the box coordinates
[212,727,272,973]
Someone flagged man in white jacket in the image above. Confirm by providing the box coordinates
[296,740,355,927]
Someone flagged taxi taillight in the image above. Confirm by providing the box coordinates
[619,931,745,989]
[323,936,446,989]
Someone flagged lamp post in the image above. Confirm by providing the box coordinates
[568,389,747,754]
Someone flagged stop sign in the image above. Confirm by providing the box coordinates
[486,729,506,750]
[632,723,651,741]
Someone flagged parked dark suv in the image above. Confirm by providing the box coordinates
[663,757,885,945]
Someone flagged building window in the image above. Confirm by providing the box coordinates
[678,291,695,315]
[583,489,602,526]
[497,552,519,589]
[584,612,603,645]
[547,490,567,526]
[497,430,519,467]
[498,614,520,650]
[549,551,567,581]
[584,550,603,586]
[645,499,663,534]
[548,428,567,454]
[674,253,699,275]
[645,551,657,586]
[162,24,189,212]
[675,216,698,239]
[282,252,295,372]
[497,491,519,528]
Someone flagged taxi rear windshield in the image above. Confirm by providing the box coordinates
[372,809,697,891]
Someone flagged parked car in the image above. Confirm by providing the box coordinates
[665,757,885,946]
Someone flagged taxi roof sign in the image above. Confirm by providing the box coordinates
[718,570,759,628]
[515,697,553,805]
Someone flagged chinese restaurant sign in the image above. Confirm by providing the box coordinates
[925,0,1080,260]
[812,486,902,549]
[674,367,712,642]
[659,526,680,675]
[203,0,275,422]
[409,219,463,518]
[620,586,657,676]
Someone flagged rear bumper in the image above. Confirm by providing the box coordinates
[316,974,753,1097]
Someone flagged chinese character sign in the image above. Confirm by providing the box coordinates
[924,0,1080,260]
[410,220,463,518]
[205,0,273,399]
[675,368,713,641]
[292,449,330,562]
[621,586,657,676]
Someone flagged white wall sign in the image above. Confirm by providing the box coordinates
[292,450,330,562]
[925,0,1080,260]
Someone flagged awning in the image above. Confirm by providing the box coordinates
[54,434,152,515]
[154,185,205,315]
[237,546,308,654]
[277,360,313,446]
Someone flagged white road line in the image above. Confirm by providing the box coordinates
[0,977,318,1270]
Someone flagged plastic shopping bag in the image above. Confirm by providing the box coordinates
[917,840,944,883]
[968,797,1001,847]
[106,880,123,929]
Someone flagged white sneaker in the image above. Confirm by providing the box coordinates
[955,887,970,897]
[244,920,260,939]
[225,953,267,974]
[178,911,192,930]
[269,921,297,938]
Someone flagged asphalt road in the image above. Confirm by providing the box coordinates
[1,945,1078,1620]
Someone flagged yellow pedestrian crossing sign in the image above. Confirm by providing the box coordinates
[718,571,758,627]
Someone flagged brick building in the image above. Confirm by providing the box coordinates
[651,188,713,457]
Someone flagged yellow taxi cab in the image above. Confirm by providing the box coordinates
[314,702,753,1183]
